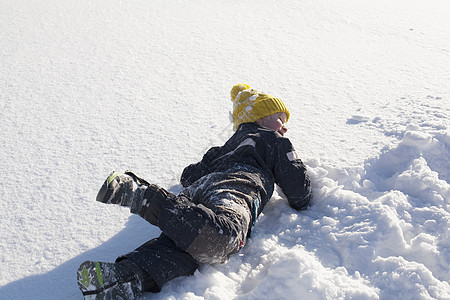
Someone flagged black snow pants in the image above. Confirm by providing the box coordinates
[119,171,257,291]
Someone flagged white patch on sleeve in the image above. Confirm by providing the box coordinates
[286,151,299,161]
[236,138,256,150]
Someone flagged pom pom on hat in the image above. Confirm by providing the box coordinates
[230,83,251,102]
[230,83,290,131]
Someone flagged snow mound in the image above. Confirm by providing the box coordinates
[147,126,449,300]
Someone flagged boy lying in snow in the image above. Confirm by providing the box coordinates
[77,84,312,299]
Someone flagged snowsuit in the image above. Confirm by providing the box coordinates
[119,122,311,290]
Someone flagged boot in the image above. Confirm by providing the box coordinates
[76,260,145,300]
[96,171,148,210]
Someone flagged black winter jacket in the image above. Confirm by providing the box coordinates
[180,122,311,214]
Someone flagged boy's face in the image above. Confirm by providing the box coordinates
[255,112,288,136]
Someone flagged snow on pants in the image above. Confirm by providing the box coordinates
[158,171,255,264]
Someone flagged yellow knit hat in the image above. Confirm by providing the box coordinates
[230,83,290,131]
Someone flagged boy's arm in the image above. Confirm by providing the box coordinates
[180,146,221,187]
[273,139,312,210]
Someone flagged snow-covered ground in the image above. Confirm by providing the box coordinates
[1,0,449,299]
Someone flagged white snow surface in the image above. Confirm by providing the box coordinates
[1,0,449,299]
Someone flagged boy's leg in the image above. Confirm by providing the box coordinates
[157,171,258,264]
[117,233,198,291]
[77,235,196,298]
[158,192,251,264]
[135,184,176,226]
[96,171,174,226]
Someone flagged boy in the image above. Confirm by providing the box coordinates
[77,84,312,299]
